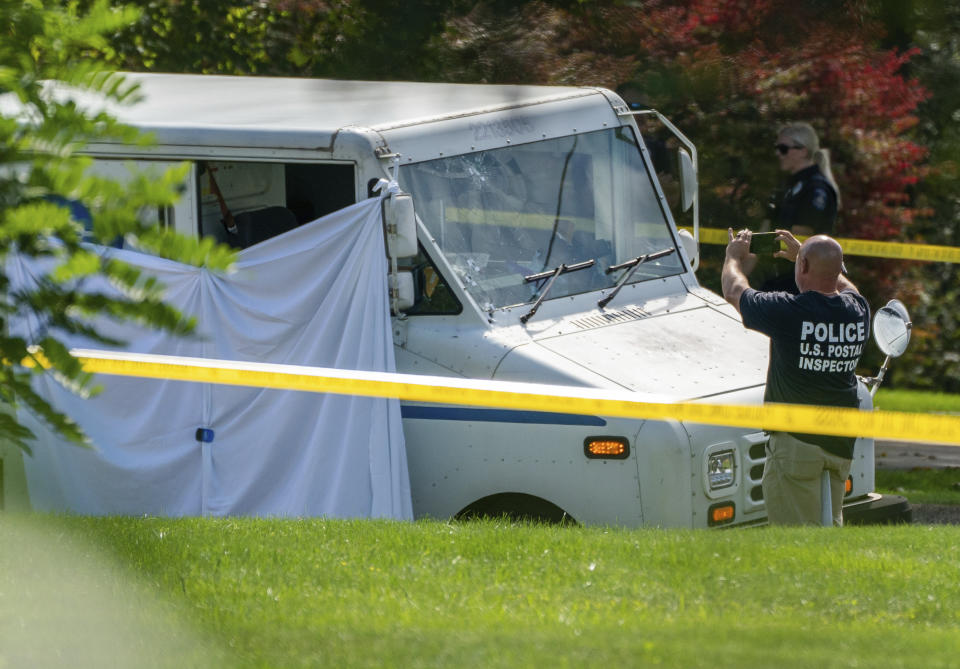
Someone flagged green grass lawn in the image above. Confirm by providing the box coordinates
[876,468,960,505]
[3,389,957,667]
[3,515,959,669]
[873,388,960,414]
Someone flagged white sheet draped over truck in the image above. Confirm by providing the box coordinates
[10,197,413,519]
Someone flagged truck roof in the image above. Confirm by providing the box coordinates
[62,73,603,151]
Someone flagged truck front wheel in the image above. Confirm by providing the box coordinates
[456,493,575,525]
[844,493,912,525]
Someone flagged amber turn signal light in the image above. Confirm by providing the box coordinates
[584,436,629,459]
[708,502,735,527]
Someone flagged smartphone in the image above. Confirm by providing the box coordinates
[750,232,781,255]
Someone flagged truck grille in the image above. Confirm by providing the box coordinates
[744,438,768,512]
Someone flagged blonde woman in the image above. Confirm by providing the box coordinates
[773,122,839,237]
[758,123,840,292]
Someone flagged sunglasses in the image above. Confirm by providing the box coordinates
[775,143,804,155]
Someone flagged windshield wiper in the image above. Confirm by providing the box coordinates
[598,248,676,309]
[520,259,596,324]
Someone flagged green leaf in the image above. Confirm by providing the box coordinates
[0,0,233,453]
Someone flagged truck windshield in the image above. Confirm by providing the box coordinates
[400,126,684,311]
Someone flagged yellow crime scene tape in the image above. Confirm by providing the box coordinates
[69,349,960,446]
[688,227,960,263]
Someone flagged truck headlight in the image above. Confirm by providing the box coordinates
[707,449,736,490]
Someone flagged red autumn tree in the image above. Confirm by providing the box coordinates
[99,0,931,270]
[439,0,929,329]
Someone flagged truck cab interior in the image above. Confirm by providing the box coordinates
[197,161,355,249]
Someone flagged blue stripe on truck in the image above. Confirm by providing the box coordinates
[400,405,607,426]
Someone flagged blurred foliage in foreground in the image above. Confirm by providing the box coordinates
[1,0,233,451]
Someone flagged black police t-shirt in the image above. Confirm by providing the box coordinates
[740,288,870,458]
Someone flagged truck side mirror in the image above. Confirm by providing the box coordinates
[873,299,912,358]
[677,228,697,264]
[678,148,696,213]
[382,192,418,258]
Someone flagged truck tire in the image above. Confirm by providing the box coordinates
[456,493,575,525]
[844,494,912,525]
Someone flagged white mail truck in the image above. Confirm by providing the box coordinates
[0,73,911,526]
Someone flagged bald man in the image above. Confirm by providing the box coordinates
[722,229,870,526]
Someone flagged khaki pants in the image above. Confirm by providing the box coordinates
[762,431,852,526]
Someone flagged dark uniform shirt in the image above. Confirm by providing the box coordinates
[758,164,838,292]
[739,288,870,459]
[777,164,837,234]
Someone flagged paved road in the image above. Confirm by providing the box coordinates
[875,441,960,470]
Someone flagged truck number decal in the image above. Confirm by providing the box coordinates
[470,118,536,141]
